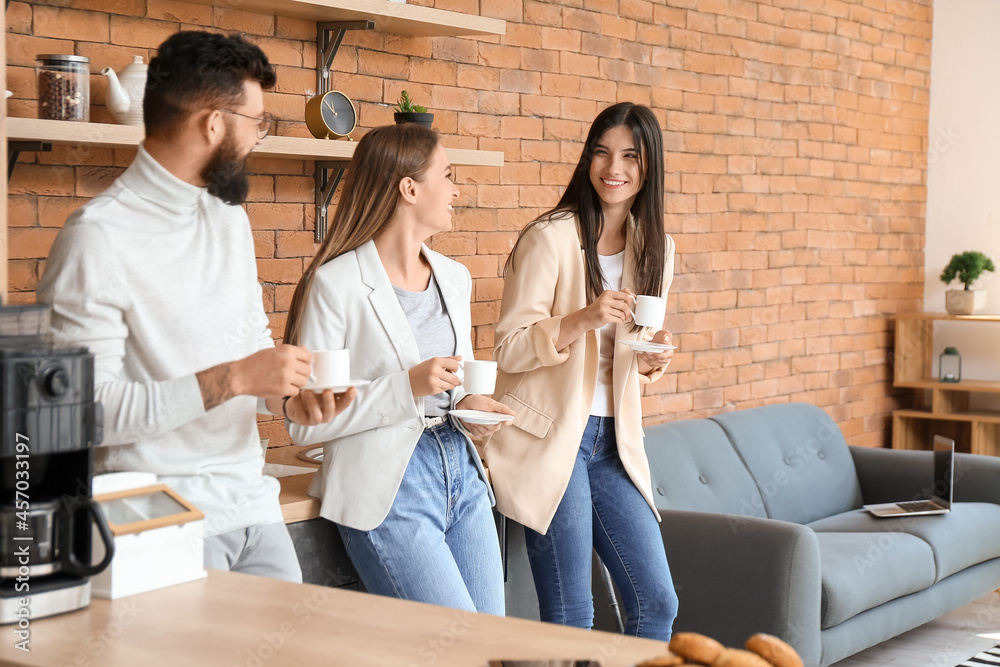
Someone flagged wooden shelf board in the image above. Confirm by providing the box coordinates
[894,409,1000,425]
[896,379,1000,393]
[7,117,503,167]
[187,0,505,36]
[951,410,1000,424]
[897,312,1000,323]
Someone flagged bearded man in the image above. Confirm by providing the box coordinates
[37,31,354,581]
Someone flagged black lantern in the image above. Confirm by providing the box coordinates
[939,347,961,383]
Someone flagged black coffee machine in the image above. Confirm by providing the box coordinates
[0,304,114,624]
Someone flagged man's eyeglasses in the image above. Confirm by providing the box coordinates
[220,109,274,138]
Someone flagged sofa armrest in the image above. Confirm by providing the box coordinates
[850,446,1000,505]
[660,509,821,666]
[953,452,1000,503]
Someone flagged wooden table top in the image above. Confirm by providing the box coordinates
[277,469,321,523]
[269,444,322,523]
[269,444,492,525]
[0,570,672,666]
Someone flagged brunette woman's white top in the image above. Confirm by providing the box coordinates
[591,249,625,417]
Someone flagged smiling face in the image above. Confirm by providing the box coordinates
[412,143,460,234]
[588,124,646,214]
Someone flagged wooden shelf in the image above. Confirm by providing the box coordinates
[893,409,1000,425]
[893,409,1000,456]
[7,117,504,167]
[896,379,1000,394]
[895,312,1000,323]
[893,313,1000,455]
[186,0,505,37]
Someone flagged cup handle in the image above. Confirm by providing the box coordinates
[67,499,115,577]
[626,294,638,324]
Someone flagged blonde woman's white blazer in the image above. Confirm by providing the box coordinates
[287,240,492,531]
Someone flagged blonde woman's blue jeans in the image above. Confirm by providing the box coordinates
[336,421,505,616]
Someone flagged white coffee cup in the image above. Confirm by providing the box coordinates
[461,360,497,395]
[309,349,350,388]
[629,295,667,329]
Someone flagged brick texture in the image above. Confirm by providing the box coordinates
[7,0,933,447]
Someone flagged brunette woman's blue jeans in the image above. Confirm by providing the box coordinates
[336,422,505,616]
[524,416,678,639]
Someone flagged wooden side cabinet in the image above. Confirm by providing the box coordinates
[893,313,1000,455]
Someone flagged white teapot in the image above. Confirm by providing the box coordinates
[101,56,147,126]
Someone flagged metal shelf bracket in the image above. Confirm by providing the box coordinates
[317,21,375,96]
[313,21,373,243]
[7,141,52,182]
[315,160,350,243]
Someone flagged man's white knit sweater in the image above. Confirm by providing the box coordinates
[37,144,283,536]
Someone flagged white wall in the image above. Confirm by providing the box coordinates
[924,0,1000,383]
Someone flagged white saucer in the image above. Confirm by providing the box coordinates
[301,379,370,393]
[450,409,514,425]
[619,340,677,353]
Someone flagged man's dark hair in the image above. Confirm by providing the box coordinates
[143,31,276,139]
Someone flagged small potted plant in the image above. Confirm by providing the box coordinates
[941,251,995,314]
[393,90,433,130]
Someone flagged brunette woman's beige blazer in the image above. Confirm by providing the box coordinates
[483,214,675,534]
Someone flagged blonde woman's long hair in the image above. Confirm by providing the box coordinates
[283,123,439,345]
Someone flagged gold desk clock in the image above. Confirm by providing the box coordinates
[305,90,357,140]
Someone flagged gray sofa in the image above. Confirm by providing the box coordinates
[644,402,1000,666]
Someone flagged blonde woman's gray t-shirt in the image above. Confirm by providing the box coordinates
[393,274,457,417]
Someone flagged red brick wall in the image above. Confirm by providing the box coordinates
[5,0,932,447]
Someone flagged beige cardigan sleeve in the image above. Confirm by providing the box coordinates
[494,224,572,374]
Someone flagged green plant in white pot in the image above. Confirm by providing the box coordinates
[941,251,995,314]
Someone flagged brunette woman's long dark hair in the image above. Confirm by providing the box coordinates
[506,102,665,308]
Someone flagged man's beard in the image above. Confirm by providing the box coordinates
[201,136,250,206]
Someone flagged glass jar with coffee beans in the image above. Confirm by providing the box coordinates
[36,54,90,122]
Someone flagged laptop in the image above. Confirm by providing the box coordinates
[863,435,955,517]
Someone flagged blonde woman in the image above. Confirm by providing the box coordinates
[485,103,678,638]
[283,124,512,614]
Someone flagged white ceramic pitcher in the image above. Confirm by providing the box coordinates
[101,55,147,126]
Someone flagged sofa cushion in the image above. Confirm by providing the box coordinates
[808,503,1000,582]
[710,402,863,525]
[815,531,936,629]
[646,419,767,518]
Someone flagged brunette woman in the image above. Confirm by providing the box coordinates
[484,103,678,637]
